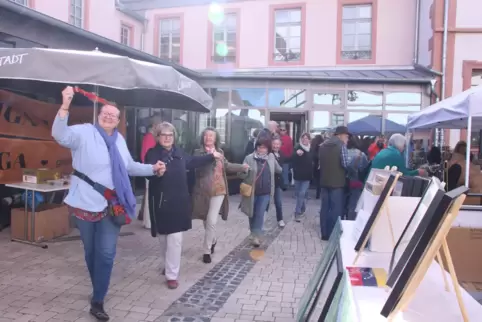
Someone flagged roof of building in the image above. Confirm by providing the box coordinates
[120,0,233,11]
[197,65,437,83]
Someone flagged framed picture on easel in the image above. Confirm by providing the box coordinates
[381,186,469,319]
[387,177,445,286]
[354,172,400,252]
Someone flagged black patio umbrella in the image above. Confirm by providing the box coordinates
[0,48,212,112]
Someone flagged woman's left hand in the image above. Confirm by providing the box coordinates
[212,151,224,160]
[242,163,250,171]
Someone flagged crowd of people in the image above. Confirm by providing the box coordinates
[51,87,481,321]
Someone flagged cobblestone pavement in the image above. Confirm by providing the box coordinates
[0,191,324,322]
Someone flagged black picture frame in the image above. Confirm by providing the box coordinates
[381,186,469,318]
[387,177,442,286]
[304,246,344,322]
[354,173,397,251]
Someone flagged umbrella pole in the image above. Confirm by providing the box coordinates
[465,116,472,188]
[93,85,99,124]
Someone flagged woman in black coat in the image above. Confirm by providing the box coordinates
[145,122,223,290]
[291,132,313,222]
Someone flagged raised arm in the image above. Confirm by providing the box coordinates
[185,153,215,170]
[51,87,82,150]
[119,137,155,177]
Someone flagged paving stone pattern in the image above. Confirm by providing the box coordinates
[0,191,324,322]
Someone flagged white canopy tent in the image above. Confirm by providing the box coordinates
[407,85,482,189]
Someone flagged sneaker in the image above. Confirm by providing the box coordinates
[203,254,212,264]
[251,237,260,247]
[278,220,286,228]
[211,240,217,254]
[167,280,179,289]
[90,302,110,321]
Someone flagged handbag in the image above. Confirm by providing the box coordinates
[240,161,266,197]
[72,170,131,226]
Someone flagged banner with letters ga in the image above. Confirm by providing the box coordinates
[0,90,93,184]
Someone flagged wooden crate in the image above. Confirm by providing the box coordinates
[11,204,71,242]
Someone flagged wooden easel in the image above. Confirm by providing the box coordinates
[353,172,401,265]
[387,194,469,322]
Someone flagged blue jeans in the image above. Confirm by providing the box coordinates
[320,188,345,240]
[347,188,362,221]
[250,194,270,236]
[294,180,310,215]
[274,187,283,221]
[282,163,291,186]
[75,216,120,303]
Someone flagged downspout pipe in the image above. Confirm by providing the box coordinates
[413,0,421,64]
[441,0,449,100]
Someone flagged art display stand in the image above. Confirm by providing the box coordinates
[387,194,469,321]
[358,191,420,253]
[339,220,482,322]
[353,172,401,265]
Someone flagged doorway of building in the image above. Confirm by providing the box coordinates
[270,111,308,144]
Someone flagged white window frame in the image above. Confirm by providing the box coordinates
[341,4,373,59]
[212,13,237,64]
[273,8,302,62]
[10,0,29,6]
[120,25,131,46]
[69,0,84,28]
[158,18,181,63]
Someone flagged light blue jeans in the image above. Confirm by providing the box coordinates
[249,194,270,237]
[294,180,310,215]
[282,163,291,186]
[75,216,120,303]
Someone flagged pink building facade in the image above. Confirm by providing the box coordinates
[4,0,442,158]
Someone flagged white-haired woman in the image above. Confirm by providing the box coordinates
[144,122,223,289]
[191,127,248,264]
[369,133,425,176]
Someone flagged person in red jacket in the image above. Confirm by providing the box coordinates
[279,123,293,187]
[367,136,386,160]
[138,115,162,227]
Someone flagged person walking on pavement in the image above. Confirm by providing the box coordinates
[318,126,350,240]
[191,127,248,264]
[271,137,287,227]
[279,124,293,188]
[291,133,313,222]
[239,136,282,247]
[145,122,223,290]
[52,87,166,321]
[138,115,162,228]
[311,135,324,199]
[346,135,369,220]
[244,128,261,157]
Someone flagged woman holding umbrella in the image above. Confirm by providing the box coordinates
[52,87,166,321]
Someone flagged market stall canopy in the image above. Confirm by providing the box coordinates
[407,85,482,130]
[0,48,212,112]
[347,115,406,135]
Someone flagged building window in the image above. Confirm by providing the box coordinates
[331,113,345,126]
[120,25,131,46]
[70,0,84,28]
[9,0,29,6]
[212,13,237,64]
[341,4,372,60]
[159,18,181,63]
[273,8,302,62]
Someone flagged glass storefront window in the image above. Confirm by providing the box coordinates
[231,88,266,107]
[386,113,409,133]
[347,90,383,105]
[331,113,345,126]
[268,88,306,108]
[313,92,342,105]
[348,112,370,122]
[386,92,421,105]
[347,105,382,110]
[229,109,266,163]
[385,105,421,112]
[312,111,330,128]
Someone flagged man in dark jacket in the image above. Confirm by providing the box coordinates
[318,126,350,240]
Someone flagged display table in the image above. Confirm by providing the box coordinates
[6,182,70,249]
[340,220,482,321]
